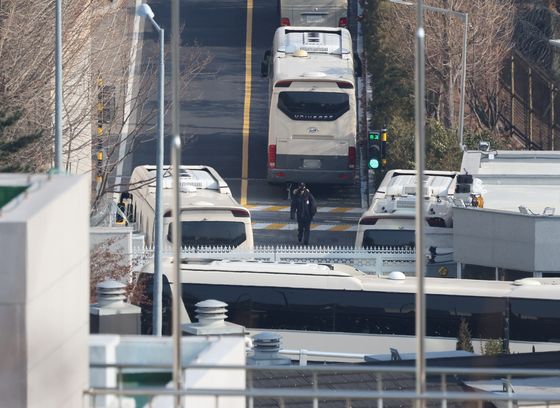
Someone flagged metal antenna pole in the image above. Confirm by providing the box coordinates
[415,1,427,407]
[54,0,63,171]
[171,135,183,407]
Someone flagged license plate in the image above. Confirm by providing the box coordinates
[303,159,321,169]
[305,15,325,23]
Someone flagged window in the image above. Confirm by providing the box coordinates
[510,299,560,341]
[167,221,247,247]
[362,229,415,248]
[278,91,349,121]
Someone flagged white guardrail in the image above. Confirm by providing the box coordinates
[132,245,417,275]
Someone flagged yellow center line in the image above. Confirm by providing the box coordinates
[240,0,253,206]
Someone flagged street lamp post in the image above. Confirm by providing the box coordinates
[390,0,468,150]
[55,0,63,171]
[138,3,165,336]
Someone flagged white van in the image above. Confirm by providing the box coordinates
[278,0,348,28]
[119,165,254,249]
[355,169,458,250]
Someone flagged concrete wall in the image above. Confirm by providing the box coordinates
[0,174,90,408]
[453,207,560,273]
[90,334,246,408]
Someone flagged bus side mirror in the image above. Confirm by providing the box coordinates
[261,50,271,77]
[354,56,362,77]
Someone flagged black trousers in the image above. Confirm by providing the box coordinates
[297,219,311,244]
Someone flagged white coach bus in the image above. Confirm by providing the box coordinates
[261,26,359,185]
[278,0,348,28]
[355,169,459,250]
[118,165,254,249]
[138,259,560,354]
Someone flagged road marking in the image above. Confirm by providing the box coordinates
[264,223,287,230]
[246,205,363,214]
[240,0,253,206]
[252,222,357,232]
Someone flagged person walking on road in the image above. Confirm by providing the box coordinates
[290,182,317,245]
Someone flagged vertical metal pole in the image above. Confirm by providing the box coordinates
[414,1,426,407]
[54,0,63,171]
[171,0,182,404]
[458,13,468,150]
[511,54,515,138]
[551,86,555,150]
[171,0,180,138]
[152,21,165,337]
[171,136,183,407]
[529,67,533,144]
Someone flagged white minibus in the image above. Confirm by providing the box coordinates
[119,165,254,249]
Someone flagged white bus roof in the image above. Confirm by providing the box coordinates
[151,259,560,300]
[129,165,245,212]
[272,26,355,85]
[358,169,458,218]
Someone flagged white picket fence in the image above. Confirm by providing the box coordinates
[132,245,417,276]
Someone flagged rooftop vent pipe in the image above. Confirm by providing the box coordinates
[247,332,291,366]
[96,280,127,308]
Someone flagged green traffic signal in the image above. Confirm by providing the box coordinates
[368,158,380,169]
[368,131,380,141]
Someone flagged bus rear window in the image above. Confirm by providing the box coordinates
[168,221,247,247]
[278,91,349,121]
[362,230,415,248]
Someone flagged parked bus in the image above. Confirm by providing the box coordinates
[261,26,359,185]
[278,0,348,28]
[138,259,560,354]
[355,170,458,250]
[119,165,254,249]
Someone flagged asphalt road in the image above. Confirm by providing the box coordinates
[128,0,362,247]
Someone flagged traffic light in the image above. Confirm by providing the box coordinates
[367,130,381,169]
[367,129,389,169]
[380,128,388,168]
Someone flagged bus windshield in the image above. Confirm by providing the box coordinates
[167,221,247,247]
[362,229,415,248]
[278,91,349,121]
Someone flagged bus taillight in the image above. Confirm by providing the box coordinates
[348,146,356,169]
[268,145,277,169]
[281,17,290,26]
[336,81,354,89]
[338,17,348,28]
[275,80,292,88]
[359,217,378,225]
[426,217,447,228]
[231,209,250,218]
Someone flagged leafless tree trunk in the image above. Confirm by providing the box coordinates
[0,0,211,208]
[379,0,514,132]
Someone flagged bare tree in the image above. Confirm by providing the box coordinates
[379,0,514,132]
[0,0,212,209]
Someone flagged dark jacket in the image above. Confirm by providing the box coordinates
[290,187,317,223]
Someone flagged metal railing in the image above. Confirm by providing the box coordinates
[84,362,560,408]
[132,245,418,275]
